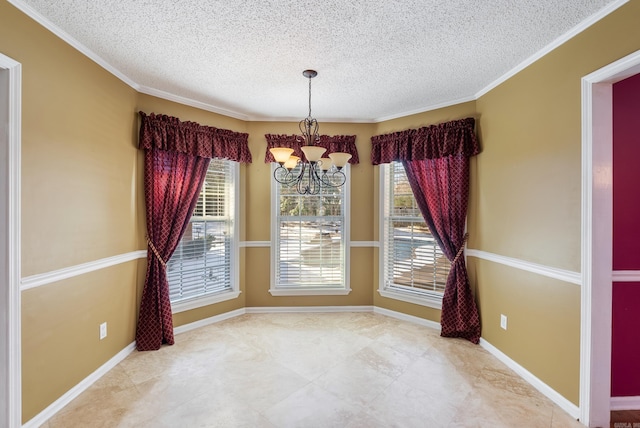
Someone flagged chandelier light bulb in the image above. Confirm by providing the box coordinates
[328,152,352,169]
[270,147,294,165]
[301,146,326,163]
[319,157,333,171]
[283,155,300,170]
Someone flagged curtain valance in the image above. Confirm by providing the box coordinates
[139,112,252,163]
[264,134,359,164]
[371,117,479,164]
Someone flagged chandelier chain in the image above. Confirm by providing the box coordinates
[308,75,312,119]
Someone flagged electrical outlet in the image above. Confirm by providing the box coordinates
[100,322,107,340]
[500,314,507,330]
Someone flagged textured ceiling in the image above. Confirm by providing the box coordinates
[10,0,624,122]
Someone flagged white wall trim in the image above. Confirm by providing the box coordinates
[137,85,249,121]
[580,51,640,427]
[374,95,477,123]
[480,338,580,420]
[373,306,441,331]
[466,249,581,285]
[377,289,442,310]
[612,270,640,282]
[610,396,640,411]
[20,250,147,291]
[0,52,22,428]
[474,0,629,99]
[268,287,352,296]
[22,342,136,428]
[173,308,246,335]
[240,240,377,248]
[240,241,271,248]
[350,241,379,248]
[581,49,640,428]
[7,0,630,124]
[6,1,139,90]
[245,305,373,314]
[15,241,378,292]
[171,290,242,314]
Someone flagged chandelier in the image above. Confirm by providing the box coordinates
[269,70,352,195]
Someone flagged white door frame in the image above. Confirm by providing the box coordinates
[0,52,22,428]
[580,49,640,428]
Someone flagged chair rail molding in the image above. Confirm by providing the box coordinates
[465,249,581,285]
[21,250,147,291]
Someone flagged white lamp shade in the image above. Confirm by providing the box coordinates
[301,146,326,162]
[270,147,294,164]
[284,155,300,170]
[319,157,333,171]
[328,152,352,168]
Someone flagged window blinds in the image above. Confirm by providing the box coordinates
[168,159,234,302]
[384,162,450,295]
[274,164,346,289]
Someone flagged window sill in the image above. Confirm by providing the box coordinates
[171,289,242,314]
[378,288,442,310]
[269,287,352,296]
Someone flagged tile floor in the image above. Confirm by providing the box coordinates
[41,312,585,427]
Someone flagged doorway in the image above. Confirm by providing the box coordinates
[581,49,640,428]
[0,52,22,428]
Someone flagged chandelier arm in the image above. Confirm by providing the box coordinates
[318,170,347,188]
[296,162,310,195]
[310,164,322,194]
[273,165,298,186]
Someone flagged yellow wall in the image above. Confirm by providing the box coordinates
[0,0,142,421]
[471,1,640,405]
[5,0,640,423]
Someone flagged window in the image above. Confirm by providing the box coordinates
[270,163,350,295]
[379,161,450,308]
[167,158,240,311]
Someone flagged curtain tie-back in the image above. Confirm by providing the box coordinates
[452,233,469,265]
[146,236,167,268]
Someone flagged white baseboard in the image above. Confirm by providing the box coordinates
[479,338,580,420]
[611,395,640,410]
[245,305,374,314]
[173,308,246,335]
[22,342,136,428]
[373,306,441,331]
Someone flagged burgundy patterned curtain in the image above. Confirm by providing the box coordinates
[264,134,359,164]
[139,112,252,162]
[136,112,251,351]
[136,150,210,351]
[372,118,481,344]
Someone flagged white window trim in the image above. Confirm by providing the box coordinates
[378,163,443,309]
[269,163,351,296]
[171,289,242,313]
[170,160,241,313]
[269,287,351,297]
[377,288,442,310]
